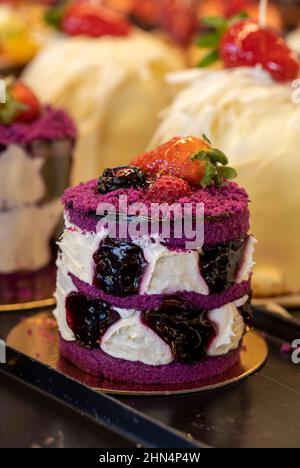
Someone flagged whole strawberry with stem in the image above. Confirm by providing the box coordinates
[0,80,41,125]
[131,136,237,188]
[221,19,299,82]
[197,16,299,82]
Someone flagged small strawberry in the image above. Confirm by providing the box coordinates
[158,0,199,46]
[131,136,237,188]
[221,20,299,82]
[0,80,41,125]
[62,1,131,37]
[146,175,192,204]
[197,16,299,82]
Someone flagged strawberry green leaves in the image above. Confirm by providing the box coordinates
[191,136,237,187]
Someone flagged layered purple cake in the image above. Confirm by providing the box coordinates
[0,80,76,277]
[55,136,256,385]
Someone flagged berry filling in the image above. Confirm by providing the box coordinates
[66,292,120,349]
[142,299,217,363]
[200,238,246,294]
[65,294,252,363]
[93,238,147,296]
[92,237,250,297]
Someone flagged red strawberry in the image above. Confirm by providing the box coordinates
[158,0,199,46]
[10,81,41,123]
[220,19,299,82]
[62,1,131,38]
[131,136,209,187]
[146,175,192,204]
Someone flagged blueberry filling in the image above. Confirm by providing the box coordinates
[66,292,120,349]
[200,238,246,294]
[93,237,248,297]
[65,294,252,362]
[93,238,147,296]
[142,300,217,363]
[98,166,146,194]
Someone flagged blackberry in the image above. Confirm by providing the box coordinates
[66,292,120,349]
[200,238,245,294]
[142,300,216,363]
[93,238,147,296]
[98,166,146,194]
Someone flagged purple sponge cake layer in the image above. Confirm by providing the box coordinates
[59,336,241,385]
[62,180,249,246]
[0,106,76,147]
[70,273,251,311]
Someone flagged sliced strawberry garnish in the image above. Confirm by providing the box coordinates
[158,0,199,46]
[132,137,208,187]
[220,19,299,82]
[62,1,131,38]
[0,80,41,125]
[131,136,237,188]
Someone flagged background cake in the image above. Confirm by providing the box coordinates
[150,15,300,298]
[55,136,255,385]
[0,1,54,76]
[0,79,76,276]
[23,1,185,184]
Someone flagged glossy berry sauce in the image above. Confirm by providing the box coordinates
[66,292,120,349]
[65,293,252,361]
[98,166,146,194]
[93,238,147,296]
[142,299,217,363]
[200,238,246,294]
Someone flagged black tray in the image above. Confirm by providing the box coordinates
[1,307,300,448]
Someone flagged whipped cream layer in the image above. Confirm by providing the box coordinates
[59,219,255,297]
[24,30,184,184]
[54,255,247,365]
[0,145,44,208]
[0,144,63,273]
[151,67,300,295]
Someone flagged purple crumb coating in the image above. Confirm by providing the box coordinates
[0,106,77,147]
[70,273,251,311]
[59,336,241,385]
[62,179,250,246]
